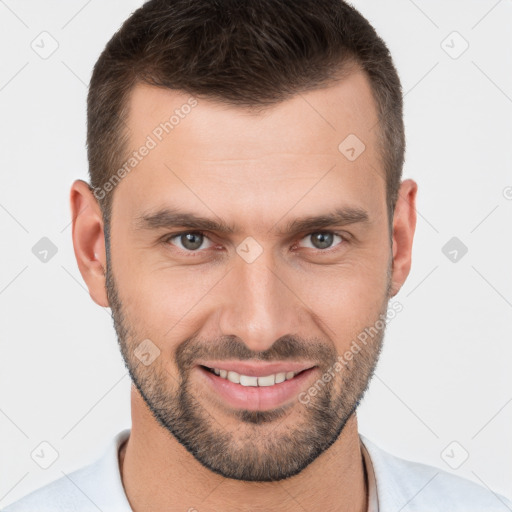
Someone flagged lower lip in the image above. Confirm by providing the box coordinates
[196,365,318,411]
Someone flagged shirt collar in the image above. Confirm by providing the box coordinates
[361,435,380,512]
[111,429,383,511]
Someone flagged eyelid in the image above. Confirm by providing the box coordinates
[162,229,350,255]
[294,231,347,251]
[163,230,213,252]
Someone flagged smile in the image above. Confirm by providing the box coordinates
[196,362,318,411]
[203,366,304,387]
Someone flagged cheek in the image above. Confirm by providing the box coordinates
[114,256,223,343]
[109,218,216,336]
[292,253,389,343]
[111,219,390,349]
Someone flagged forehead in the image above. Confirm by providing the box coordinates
[126,68,380,158]
[115,69,384,227]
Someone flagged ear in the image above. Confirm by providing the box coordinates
[69,179,109,307]
[389,179,418,297]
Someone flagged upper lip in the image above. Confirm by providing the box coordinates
[197,361,316,377]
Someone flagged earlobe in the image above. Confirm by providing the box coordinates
[70,179,109,307]
[389,179,418,298]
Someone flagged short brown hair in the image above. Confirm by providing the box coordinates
[87,0,405,231]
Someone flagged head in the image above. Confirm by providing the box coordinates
[71,0,417,482]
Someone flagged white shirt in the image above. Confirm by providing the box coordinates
[3,428,511,512]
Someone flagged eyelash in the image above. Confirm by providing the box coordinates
[161,230,349,258]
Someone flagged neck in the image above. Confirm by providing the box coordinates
[119,389,368,512]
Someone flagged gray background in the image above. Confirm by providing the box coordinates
[1,0,511,507]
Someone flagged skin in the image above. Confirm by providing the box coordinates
[71,66,417,512]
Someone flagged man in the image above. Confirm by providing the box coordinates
[4,0,511,511]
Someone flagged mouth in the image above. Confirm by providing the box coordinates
[196,362,318,411]
[200,365,311,386]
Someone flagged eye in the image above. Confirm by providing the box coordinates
[165,231,213,252]
[297,231,345,251]
[162,230,347,257]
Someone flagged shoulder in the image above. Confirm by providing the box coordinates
[360,434,512,512]
[1,463,100,512]
[2,429,131,512]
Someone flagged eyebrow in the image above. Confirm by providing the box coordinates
[134,206,370,236]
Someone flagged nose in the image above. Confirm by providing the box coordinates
[216,247,304,353]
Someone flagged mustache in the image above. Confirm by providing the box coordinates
[176,334,337,371]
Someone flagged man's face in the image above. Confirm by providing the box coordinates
[106,69,393,481]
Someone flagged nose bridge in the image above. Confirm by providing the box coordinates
[217,245,301,353]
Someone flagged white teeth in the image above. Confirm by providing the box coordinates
[275,372,286,384]
[239,375,259,386]
[211,368,297,386]
[258,374,275,386]
[227,371,240,384]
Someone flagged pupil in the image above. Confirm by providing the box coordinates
[182,233,203,250]
[180,233,333,251]
[312,232,333,249]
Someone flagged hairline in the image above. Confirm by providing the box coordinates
[99,63,396,241]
